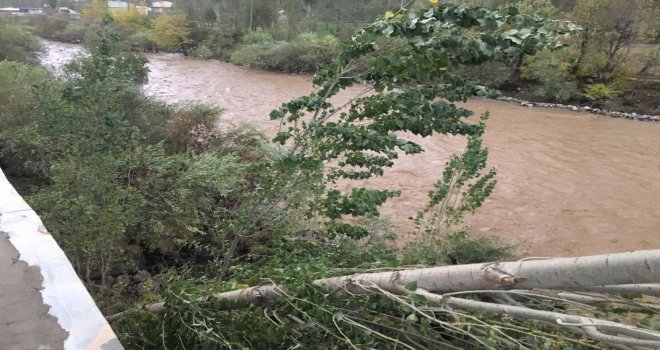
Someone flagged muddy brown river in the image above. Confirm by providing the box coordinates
[40,40,660,257]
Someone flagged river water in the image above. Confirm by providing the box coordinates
[39,40,660,257]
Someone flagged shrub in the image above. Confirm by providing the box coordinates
[402,231,518,266]
[127,30,158,52]
[212,123,281,162]
[0,18,42,63]
[122,95,174,145]
[0,61,51,124]
[527,60,579,102]
[583,83,618,105]
[533,72,579,102]
[291,33,339,71]
[190,44,213,59]
[442,231,517,264]
[0,62,54,176]
[230,32,339,73]
[199,28,242,59]
[241,30,276,45]
[229,31,278,67]
[27,14,70,39]
[165,103,223,153]
[112,9,151,30]
[58,22,88,43]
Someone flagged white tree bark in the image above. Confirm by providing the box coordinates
[107,249,660,349]
[210,249,660,303]
[315,249,660,295]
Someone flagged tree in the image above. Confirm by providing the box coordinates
[285,0,304,40]
[151,14,193,52]
[111,250,660,349]
[250,0,278,30]
[571,0,646,80]
[81,0,110,21]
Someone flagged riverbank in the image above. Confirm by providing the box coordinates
[38,38,659,121]
[497,96,660,122]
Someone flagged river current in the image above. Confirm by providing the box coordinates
[39,40,660,257]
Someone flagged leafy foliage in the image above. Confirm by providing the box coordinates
[583,83,618,105]
[0,18,42,63]
[268,3,565,238]
[0,34,282,314]
[150,14,193,52]
[230,32,340,73]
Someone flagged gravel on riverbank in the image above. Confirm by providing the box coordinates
[497,96,660,122]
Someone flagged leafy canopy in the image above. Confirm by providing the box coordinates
[268,3,568,238]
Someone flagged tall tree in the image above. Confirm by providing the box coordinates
[571,0,646,80]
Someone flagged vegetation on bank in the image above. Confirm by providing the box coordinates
[11,0,659,113]
[1,2,659,349]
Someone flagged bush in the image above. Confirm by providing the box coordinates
[127,30,158,52]
[212,123,281,162]
[112,9,151,30]
[527,61,579,102]
[199,28,242,59]
[583,83,618,105]
[241,30,276,45]
[27,14,70,40]
[402,231,518,266]
[150,14,192,52]
[58,22,88,43]
[0,18,42,63]
[533,72,579,102]
[442,231,518,264]
[165,103,223,153]
[229,31,278,67]
[190,44,213,59]
[0,62,54,176]
[230,32,339,73]
[269,33,339,72]
[0,36,259,296]
[0,61,51,124]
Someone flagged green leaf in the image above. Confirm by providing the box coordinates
[405,281,418,291]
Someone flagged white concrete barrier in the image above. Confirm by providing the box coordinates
[0,169,123,350]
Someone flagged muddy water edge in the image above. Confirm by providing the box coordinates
[40,40,660,257]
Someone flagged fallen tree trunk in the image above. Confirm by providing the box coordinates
[107,250,660,348]
[109,250,660,317]
[207,249,660,304]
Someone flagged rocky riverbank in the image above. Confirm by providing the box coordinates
[497,96,660,122]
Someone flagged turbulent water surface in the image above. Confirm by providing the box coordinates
[40,40,660,257]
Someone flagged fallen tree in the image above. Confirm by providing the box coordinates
[109,250,660,349]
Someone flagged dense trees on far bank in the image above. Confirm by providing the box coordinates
[12,0,659,113]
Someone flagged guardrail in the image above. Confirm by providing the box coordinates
[0,169,123,350]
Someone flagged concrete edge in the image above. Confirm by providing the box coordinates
[0,169,123,350]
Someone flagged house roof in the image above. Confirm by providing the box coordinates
[107,1,128,8]
[151,1,173,8]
